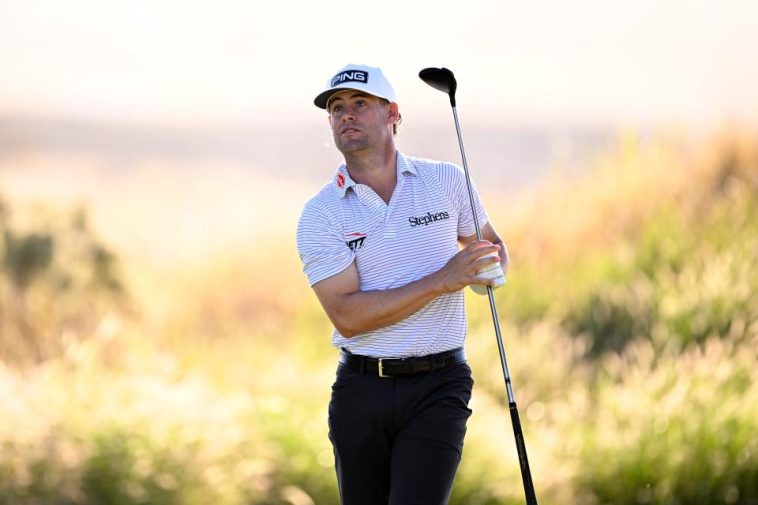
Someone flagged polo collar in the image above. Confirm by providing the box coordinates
[333,151,416,198]
[332,165,356,198]
[396,151,418,177]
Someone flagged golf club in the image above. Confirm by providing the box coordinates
[419,67,538,505]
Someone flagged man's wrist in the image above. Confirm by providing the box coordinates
[425,270,449,297]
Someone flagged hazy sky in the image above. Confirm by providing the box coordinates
[1,0,756,128]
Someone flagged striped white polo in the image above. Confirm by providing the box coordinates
[296,151,489,358]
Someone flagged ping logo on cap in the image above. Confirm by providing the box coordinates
[331,70,368,87]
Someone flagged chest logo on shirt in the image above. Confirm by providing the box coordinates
[408,210,450,228]
[345,232,367,251]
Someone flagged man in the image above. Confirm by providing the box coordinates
[296,63,508,505]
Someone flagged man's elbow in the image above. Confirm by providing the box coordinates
[334,322,361,338]
[330,311,362,338]
[337,327,359,338]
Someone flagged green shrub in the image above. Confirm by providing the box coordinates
[0,201,126,364]
[572,337,758,505]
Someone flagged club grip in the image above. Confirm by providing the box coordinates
[509,402,538,505]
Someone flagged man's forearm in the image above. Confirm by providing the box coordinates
[313,240,501,338]
[331,272,445,337]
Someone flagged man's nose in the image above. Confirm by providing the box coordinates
[341,108,356,120]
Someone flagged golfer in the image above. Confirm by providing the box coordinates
[296,63,509,505]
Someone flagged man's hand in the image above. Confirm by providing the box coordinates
[435,240,502,293]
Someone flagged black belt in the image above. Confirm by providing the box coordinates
[339,347,466,378]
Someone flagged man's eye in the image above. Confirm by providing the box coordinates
[355,100,367,109]
[331,104,344,114]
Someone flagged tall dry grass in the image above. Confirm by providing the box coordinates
[0,128,756,504]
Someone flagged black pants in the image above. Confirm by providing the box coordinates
[328,359,474,505]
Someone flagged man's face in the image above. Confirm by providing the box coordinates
[327,90,394,154]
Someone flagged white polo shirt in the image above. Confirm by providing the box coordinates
[296,151,489,358]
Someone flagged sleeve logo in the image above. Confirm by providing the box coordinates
[345,232,367,251]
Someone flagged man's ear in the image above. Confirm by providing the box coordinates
[387,102,400,123]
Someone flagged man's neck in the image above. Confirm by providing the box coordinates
[344,145,398,204]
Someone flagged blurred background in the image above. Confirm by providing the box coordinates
[1,0,757,504]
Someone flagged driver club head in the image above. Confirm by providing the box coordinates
[419,67,457,107]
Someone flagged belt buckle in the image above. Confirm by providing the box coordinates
[378,358,388,378]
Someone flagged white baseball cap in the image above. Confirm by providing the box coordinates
[314,63,398,109]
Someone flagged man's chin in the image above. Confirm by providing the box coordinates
[337,139,369,154]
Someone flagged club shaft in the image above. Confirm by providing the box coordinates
[451,107,483,241]
[452,105,515,399]
[451,105,538,505]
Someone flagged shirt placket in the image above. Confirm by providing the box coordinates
[383,175,404,239]
[354,185,388,238]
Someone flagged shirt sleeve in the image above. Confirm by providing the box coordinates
[296,201,356,287]
[441,163,489,238]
